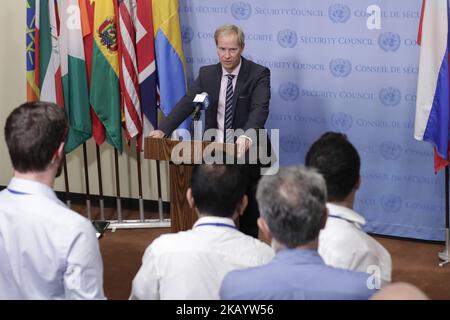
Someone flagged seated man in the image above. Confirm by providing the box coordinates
[0,101,105,299]
[305,132,392,286]
[220,166,376,300]
[130,164,274,300]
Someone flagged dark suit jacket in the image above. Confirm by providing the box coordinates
[159,57,271,137]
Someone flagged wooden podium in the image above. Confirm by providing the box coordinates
[144,137,236,233]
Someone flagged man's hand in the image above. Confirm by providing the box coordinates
[236,136,253,158]
[148,130,166,138]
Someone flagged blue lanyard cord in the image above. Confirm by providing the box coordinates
[328,214,357,225]
[194,223,237,230]
[7,188,30,195]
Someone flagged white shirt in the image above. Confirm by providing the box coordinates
[216,62,241,143]
[0,178,105,299]
[130,216,274,300]
[318,203,392,285]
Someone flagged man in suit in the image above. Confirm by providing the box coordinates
[150,24,271,238]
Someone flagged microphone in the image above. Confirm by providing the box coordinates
[192,92,209,120]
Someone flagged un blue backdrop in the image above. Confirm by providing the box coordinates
[179,0,445,241]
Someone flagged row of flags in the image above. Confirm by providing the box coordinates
[26,0,188,153]
[415,0,450,172]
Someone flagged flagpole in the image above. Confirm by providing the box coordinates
[439,166,450,267]
[96,144,105,220]
[114,148,122,223]
[82,143,91,220]
[136,143,145,222]
[63,155,70,208]
[156,160,164,223]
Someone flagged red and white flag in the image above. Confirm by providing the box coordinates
[117,0,143,147]
[37,0,64,107]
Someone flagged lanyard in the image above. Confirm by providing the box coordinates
[7,188,30,195]
[328,214,357,225]
[194,223,237,230]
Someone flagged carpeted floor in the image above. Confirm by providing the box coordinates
[78,206,450,300]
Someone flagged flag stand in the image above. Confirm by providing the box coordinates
[438,166,450,267]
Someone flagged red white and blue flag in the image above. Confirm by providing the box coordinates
[117,0,143,147]
[415,0,450,172]
[117,0,157,150]
[135,0,158,143]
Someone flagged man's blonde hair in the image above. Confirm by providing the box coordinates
[214,24,245,48]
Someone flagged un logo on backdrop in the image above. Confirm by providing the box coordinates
[280,135,302,153]
[378,32,401,52]
[279,82,299,101]
[380,141,403,160]
[277,29,298,48]
[328,4,351,23]
[231,1,252,20]
[329,58,352,78]
[330,113,353,132]
[379,87,402,106]
[381,194,402,213]
[180,25,194,44]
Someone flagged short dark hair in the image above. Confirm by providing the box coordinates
[305,132,360,202]
[5,101,68,173]
[256,166,327,247]
[191,164,248,217]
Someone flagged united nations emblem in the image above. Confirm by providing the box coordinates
[181,25,194,44]
[277,29,297,48]
[378,32,401,52]
[379,87,401,106]
[98,17,118,53]
[231,1,252,20]
[329,58,352,78]
[381,194,402,213]
[278,82,299,101]
[280,135,302,153]
[380,141,402,160]
[328,4,351,23]
[330,112,353,132]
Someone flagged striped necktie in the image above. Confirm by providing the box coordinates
[224,74,235,143]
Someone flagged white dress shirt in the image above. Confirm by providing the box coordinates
[216,62,241,143]
[130,216,274,300]
[0,178,105,299]
[318,203,392,285]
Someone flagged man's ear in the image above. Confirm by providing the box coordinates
[235,194,248,217]
[356,175,362,190]
[257,217,272,242]
[186,188,195,209]
[52,142,65,164]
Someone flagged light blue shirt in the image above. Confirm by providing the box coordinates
[0,178,105,299]
[220,248,377,300]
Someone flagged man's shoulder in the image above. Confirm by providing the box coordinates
[225,258,272,280]
[1,191,86,222]
[320,219,383,252]
[237,233,273,252]
[243,57,270,74]
[149,229,198,251]
[198,63,220,76]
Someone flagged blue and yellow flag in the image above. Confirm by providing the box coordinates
[152,0,189,130]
